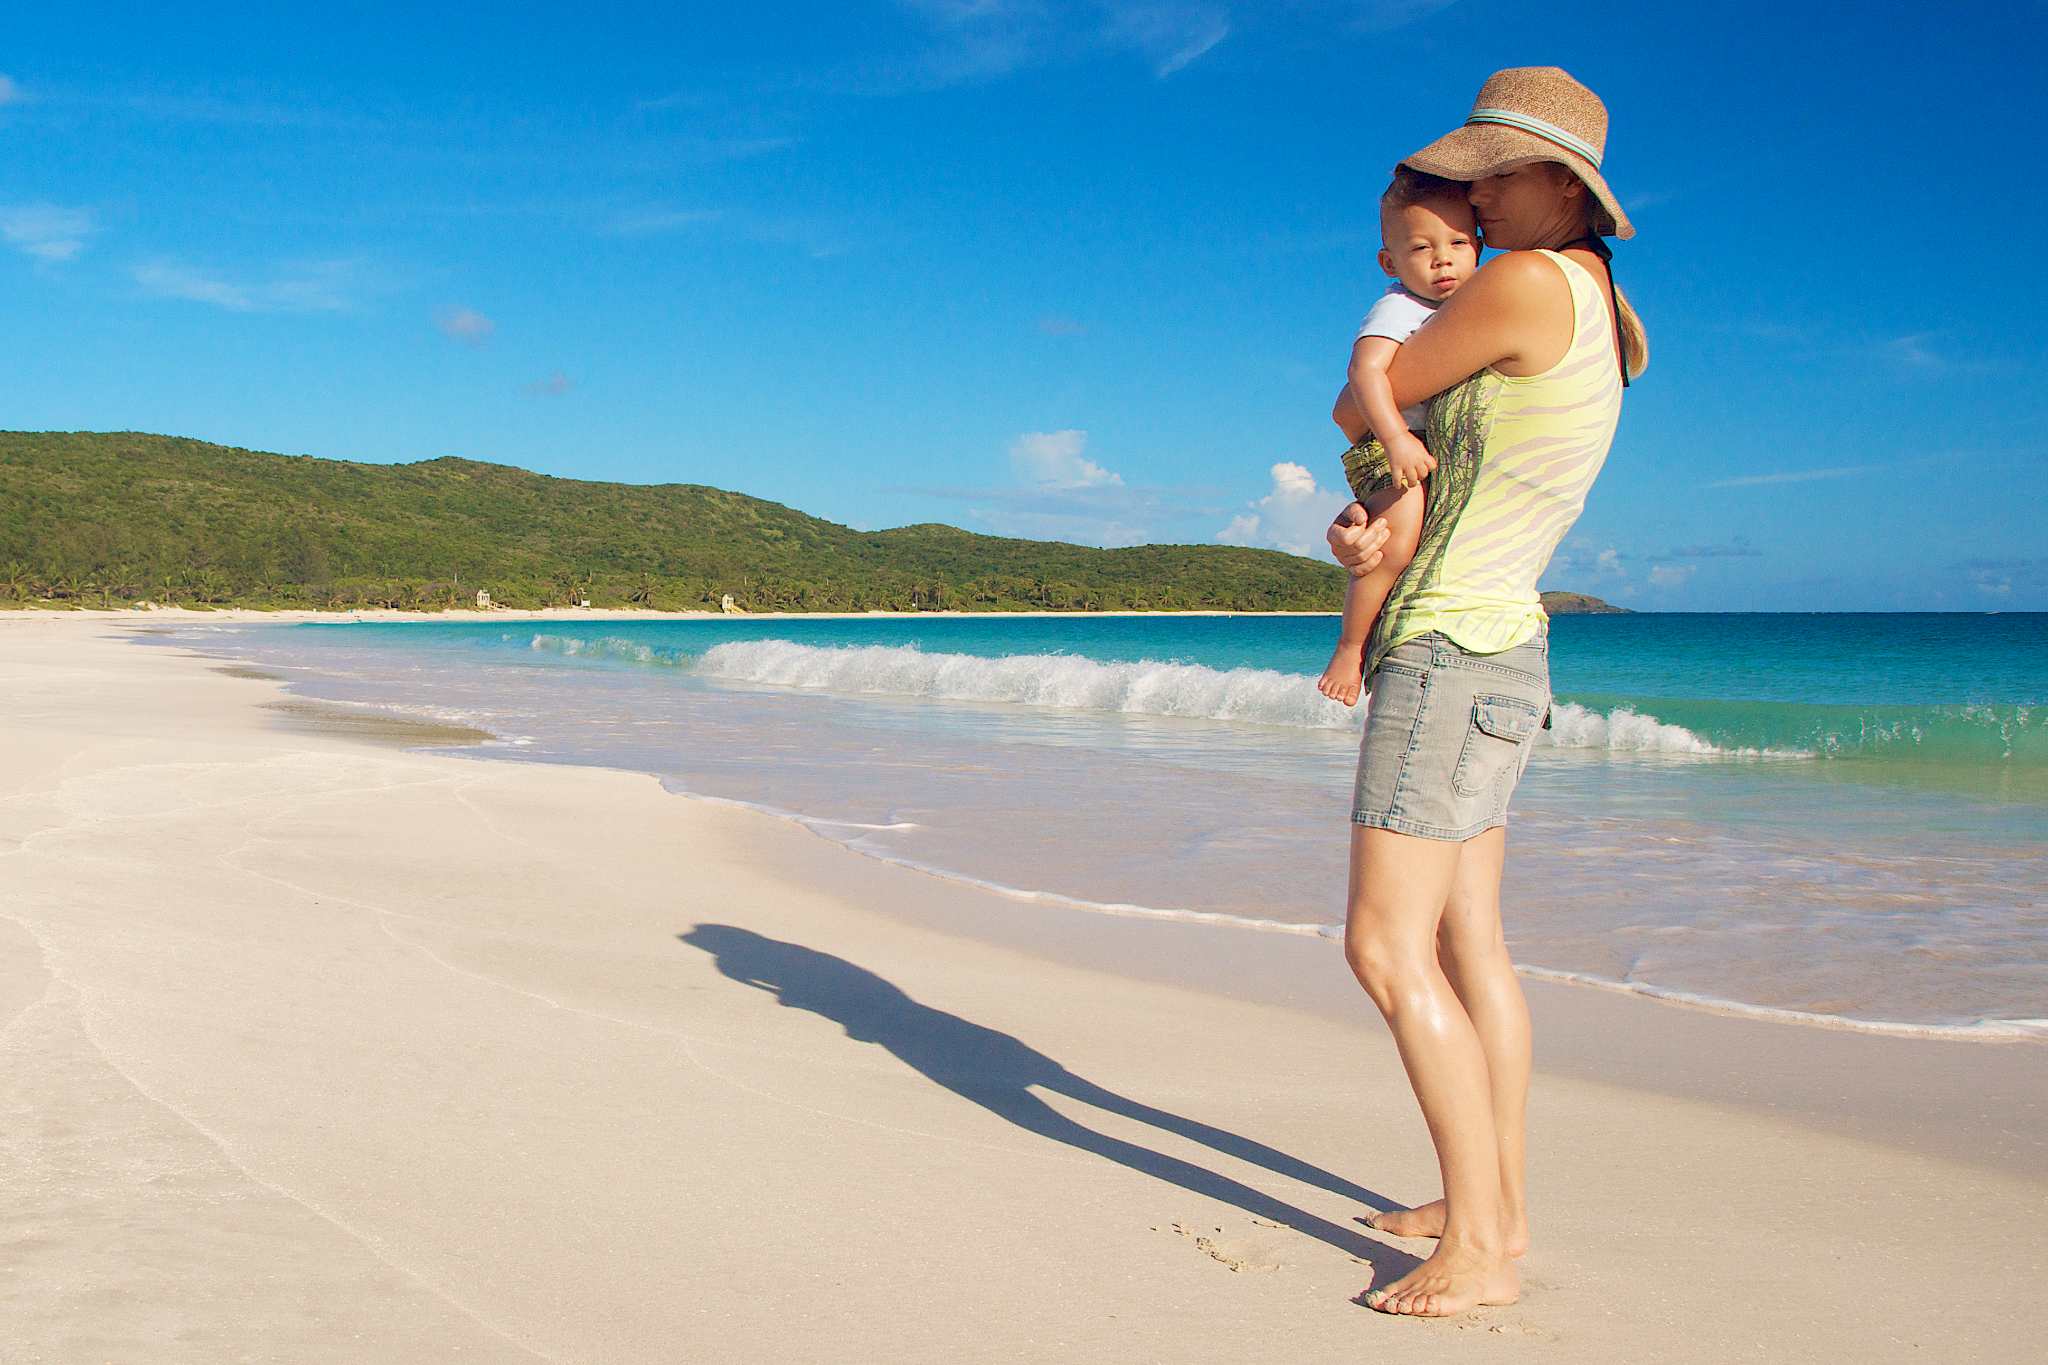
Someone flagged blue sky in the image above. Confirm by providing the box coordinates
[3,2,2042,609]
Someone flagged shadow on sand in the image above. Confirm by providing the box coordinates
[680,923,1412,1268]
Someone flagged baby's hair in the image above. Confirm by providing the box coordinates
[1379,168,1467,211]
[1378,169,1472,244]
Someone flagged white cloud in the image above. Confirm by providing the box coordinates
[0,76,22,106]
[1217,512,1260,543]
[1215,461,1344,557]
[0,203,94,262]
[1105,5,1232,77]
[1347,1,1463,33]
[1704,462,1888,490]
[523,371,574,397]
[1010,429,1122,490]
[888,1,1232,87]
[1595,548,1625,576]
[133,257,369,312]
[436,306,497,345]
[1882,332,1942,371]
[133,261,255,309]
[1648,563,1695,588]
[609,207,724,235]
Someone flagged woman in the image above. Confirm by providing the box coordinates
[1324,67,1649,1318]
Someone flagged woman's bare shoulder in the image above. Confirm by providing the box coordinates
[1441,251,1571,328]
[1470,249,1568,293]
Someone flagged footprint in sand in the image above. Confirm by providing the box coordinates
[1167,1219,1284,1274]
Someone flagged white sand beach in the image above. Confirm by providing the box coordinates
[4,614,2045,1363]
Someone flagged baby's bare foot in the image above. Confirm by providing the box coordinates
[1317,645,1366,707]
[1357,1242,1518,1318]
[1361,1200,1529,1258]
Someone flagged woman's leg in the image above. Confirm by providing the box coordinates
[1344,825,1519,1315]
[1364,827,1532,1255]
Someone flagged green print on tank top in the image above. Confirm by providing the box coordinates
[1351,368,1503,682]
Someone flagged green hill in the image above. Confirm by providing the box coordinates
[1537,591,1628,614]
[1,431,1354,613]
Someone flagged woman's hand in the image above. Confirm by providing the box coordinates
[1327,503,1393,578]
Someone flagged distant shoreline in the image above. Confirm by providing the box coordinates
[4,593,1636,624]
[4,605,1343,624]
[8,604,2034,622]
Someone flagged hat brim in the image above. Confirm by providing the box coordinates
[1403,123,1634,241]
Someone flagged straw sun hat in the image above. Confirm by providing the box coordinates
[1402,66,1633,240]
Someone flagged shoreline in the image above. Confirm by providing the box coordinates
[142,616,2048,1174]
[6,614,2045,1360]
[5,605,1348,623]
[153,612,2047,1050]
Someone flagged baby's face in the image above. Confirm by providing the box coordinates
[1378,197,1479,301]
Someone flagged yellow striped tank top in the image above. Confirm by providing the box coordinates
[1366,249,1623,674]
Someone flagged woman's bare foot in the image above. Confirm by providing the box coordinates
[1318,642,1367,707]
[1358,1241,1519,1318]
[1361,1200,1529,1258]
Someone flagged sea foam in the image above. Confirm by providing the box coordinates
[673,637,1760,756]
[694,639,1355,730]
[529,632,1761,754]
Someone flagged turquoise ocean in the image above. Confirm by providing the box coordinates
[167,612,2048,1039]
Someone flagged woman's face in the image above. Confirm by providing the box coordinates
[1466,163,1585,250]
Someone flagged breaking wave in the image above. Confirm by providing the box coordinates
[527,634,1761,756]
[528,633,2042,765]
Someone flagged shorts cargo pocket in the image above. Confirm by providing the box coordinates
[1451,694,1543,798]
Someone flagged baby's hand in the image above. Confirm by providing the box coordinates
[1385,432,1437,490]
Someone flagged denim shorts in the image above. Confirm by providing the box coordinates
[1351,631,1551,840]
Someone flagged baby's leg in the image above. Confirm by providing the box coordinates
[1318,574,1377,706]
[1317,484,1424,707]
[1320,484,1424,704]
[1364,481,1426,576]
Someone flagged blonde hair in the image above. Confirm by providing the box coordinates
[1380,167,1467,211]
[1378,168,1472,242]
[1543,161,1651,380]
[1615,285,1649,380]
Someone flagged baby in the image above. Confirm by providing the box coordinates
[1317,171,1480,706]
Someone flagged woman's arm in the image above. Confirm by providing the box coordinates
[1333,383,1368,444]
[1384,251,1573,411]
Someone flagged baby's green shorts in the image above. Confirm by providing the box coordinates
[1340,427,1432,504]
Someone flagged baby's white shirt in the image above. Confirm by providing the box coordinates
[1354,283,1440,431]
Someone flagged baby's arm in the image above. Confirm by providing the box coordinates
[1344,337,1436,489]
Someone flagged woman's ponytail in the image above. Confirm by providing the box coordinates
[1614,283,1648,380]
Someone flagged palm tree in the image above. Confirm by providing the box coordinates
[194,569,232,605]
[627,573,657,606]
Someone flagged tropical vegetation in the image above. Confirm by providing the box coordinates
[2,431,1351,612]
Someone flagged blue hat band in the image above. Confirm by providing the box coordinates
[1464,108,1602,168]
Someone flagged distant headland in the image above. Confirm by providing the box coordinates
[1537,591,1628,615]
[3,431,1619,616]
